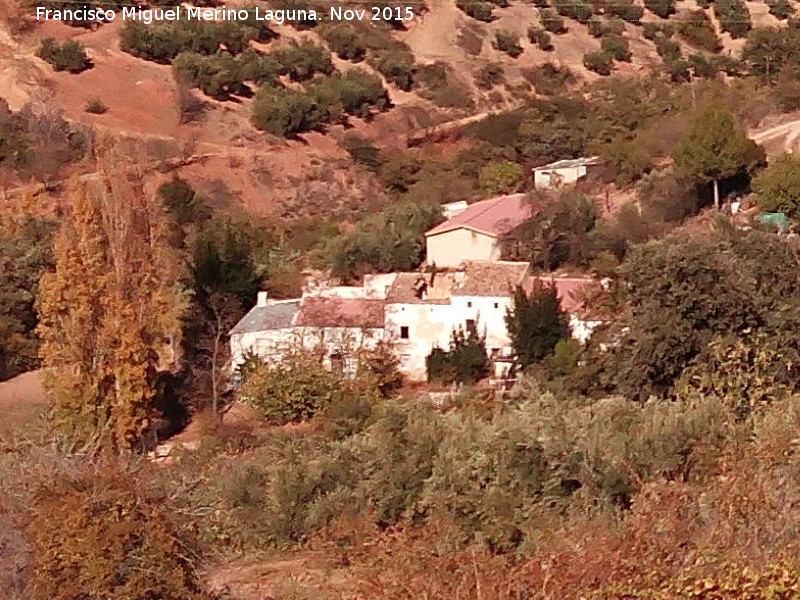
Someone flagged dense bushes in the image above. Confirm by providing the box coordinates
[584,51,614,75]
[539,8,567,33]
[767,0,794,19]
[241,349,345,424]
[368,41,416,90]
[493,30,523,57]
[752,152,800,217]
[608,0,644,23]
[528,26,554,51]
[644,0,676,18]
[320,22,367,61]
[311,70,391,119]
[36,38,91,73]
[714,0,751,38]
[743,27,800,79]
[678,10,721,52]
[250,68,389,135]
[272,42,334,81]
[426,323,490,385]
[26,464,210,600]
[251,85,322,135]
[612,229,800,399]
[120,17,270,64]
[553,0,593,23]
[601,34,632,61]
[324,200,443,281]
[455,0,495,21]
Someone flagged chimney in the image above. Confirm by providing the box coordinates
[257,291,268,307]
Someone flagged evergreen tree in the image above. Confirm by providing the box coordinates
[751,153,800,217]
[672,99,765,210]
[426,321,490,384]
[505,281,571,369]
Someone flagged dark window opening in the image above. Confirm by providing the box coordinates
[466,319,476,331]
[400,326,409,339]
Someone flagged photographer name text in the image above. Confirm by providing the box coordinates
[35,5,416,25]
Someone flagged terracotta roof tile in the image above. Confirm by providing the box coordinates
[452,261,530,297]
[526,276,598,314]
[296,297,385,329]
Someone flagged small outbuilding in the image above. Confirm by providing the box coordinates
[532,156,603,189]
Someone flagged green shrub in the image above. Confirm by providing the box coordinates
[36,37,91,73]
[368,43,415,90]
[456,0,495,20]
[173,51,250,99]
[644,0,676,18]
[553,0,593,23]
[539,8,567,33]
[310,70,390,120]
[426,322,490,385]
[715,0,751,38]
[655,37,681,61]
[119,17,269,64]
[319,23,367,61]
[666,58,691,82]
[251,86,324,137]
[479,160,525,194]
[767,0,794,20]
[584,50,614,75]
[678,10,721,52]
[241,349,344,424]
[235,49,283,85]
[420,410,550,552]
[608,0,643,23]
[325,200,443,281]
[272,43,334,82]
[587,16,606,37]
[601,34,631,61]
[528,26,554,50]
[688,53,717,78]
[493,30,523,57]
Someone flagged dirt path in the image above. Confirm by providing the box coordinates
[750,116,800,155]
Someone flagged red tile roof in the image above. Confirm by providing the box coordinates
[526,277,598,314]
[425,193,534,238]
[452,261,530,297]
[296,297,385,329]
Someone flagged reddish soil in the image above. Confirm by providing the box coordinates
[0,370,48,437]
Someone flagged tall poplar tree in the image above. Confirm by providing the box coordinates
[37,161,187,452]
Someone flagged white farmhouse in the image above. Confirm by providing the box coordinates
[384,271,458,381]
[229,292,300,371]
[450,261,531,376]
[424,193,533,268]
[229,272,603,383]
[293,296,386,377]
[532,156,602,189]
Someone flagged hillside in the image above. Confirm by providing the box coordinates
[4,0,800,219]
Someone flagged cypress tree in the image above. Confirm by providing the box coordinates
[505,281,570,369]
